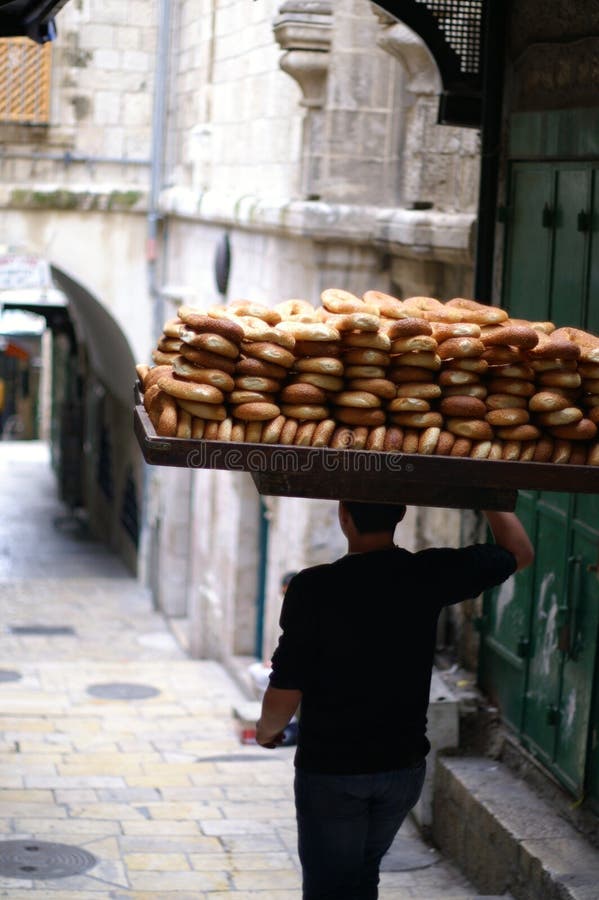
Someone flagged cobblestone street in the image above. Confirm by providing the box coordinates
[0,441,497,898]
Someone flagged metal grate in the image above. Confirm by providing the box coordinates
[0,840,96,879]
[0,38,52,124]
[413,0,482,75]
[120,468,140,547]
[86,682,160,700]
[9,625,76,636]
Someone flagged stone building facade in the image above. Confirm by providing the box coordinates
[0,0,482,671]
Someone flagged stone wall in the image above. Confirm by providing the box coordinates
[0,0,484,669]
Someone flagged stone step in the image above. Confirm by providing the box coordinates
[432,755,599,900]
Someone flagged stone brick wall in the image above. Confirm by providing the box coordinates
[168,0,303,197]
[0,1,156,187]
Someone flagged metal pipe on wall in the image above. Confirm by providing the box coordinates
[473,0,507,304]
[148,0,172,344]
[0,150,150,166]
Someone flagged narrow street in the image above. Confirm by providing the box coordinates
[0,441,502,898]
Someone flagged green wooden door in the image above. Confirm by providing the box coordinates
[481,155,599,802]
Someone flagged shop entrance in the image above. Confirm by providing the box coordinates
[480,135,599,808]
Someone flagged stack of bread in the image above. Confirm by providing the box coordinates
[136,289,599,465]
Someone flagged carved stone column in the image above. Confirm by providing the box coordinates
[273,2,332,198]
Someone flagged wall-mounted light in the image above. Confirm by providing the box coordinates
[214,232,231,297]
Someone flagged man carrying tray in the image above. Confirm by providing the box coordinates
[256,501,534,900]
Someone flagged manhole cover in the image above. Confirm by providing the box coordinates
[86,682,160,700]
[380,835,439,872]
[0,669,22,683]
[196,753,280,763]
[9,625,76,636]
[0,840,97,879]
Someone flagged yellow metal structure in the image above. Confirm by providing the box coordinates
[0,38,52,124]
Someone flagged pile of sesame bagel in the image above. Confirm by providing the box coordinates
[136,289,599,464]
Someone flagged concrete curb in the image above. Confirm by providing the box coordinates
[432,755,599,900]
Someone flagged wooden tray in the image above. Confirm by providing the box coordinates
[133,390,599,511]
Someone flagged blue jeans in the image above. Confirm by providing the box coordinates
[294,762,426,900]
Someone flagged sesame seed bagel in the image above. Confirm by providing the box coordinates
[180,330,241,359]
[294,340,343,358]
[437,337,485,360]
[445,297,508,325]
[485,408,530,426]
[177,309,245,343]
[234,375,282,393]
[152,349,179,366]
[172,357,235,391]
[334,391,382,409]
[341,331,392,351]
[276,320,341,342]
[235,356,289,379]
[495,425,542,441]
[385,317,432,340]
[528,391,571,413]
[334,407,386,427]
[535,408,584,427]
[280,404,330,421]
[229,390,274,405]
[311,419,337,447]
[479,323,539,350]
[343,348,391,366]
[389,412,444,429]
[347,378,397,400]
[390,335,437,354]
[321,287,377,315]
[344,365,387,379]
[274,299,319,322]
[177,399,227,421]
[392,351,441,370]
[446,417,493,440]
[279,383,328,405]
[232,401,281,422]
[486,393,528,410]
[294,356,344,376]
[395,382,442,400]
[241,341,296,368]
[324,312,381,333]
[294,422,317,446]
[261,415,287,444]
[228,300,282,325]
[362,290,405,319]
[157,375,224,405]
[387,397,431,413]
[366,425,387,451]
[294,372,345,392]
[439,396,487,418]
[431,322,482,342]
[179,346,237,374]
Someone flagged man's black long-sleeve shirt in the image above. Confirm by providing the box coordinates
[269,543,516,774]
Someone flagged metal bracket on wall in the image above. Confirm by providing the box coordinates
[373,0,485,127]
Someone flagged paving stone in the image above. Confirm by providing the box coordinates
[124,851,191,870]
[0,443,523,898]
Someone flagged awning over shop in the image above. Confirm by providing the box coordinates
[372,0,486,127]
[0,0,69,43]
[51,265,137,408]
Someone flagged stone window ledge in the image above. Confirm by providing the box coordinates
[161,186,475,264]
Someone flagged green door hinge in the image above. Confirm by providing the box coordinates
[577,210,591,232]
[516,636,530,658]
[546,705,560,726]
[473,615,486,633]
[542,203,555,228]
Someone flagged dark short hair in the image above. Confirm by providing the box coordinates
[343,501,406,534]
[281,571,297,589]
